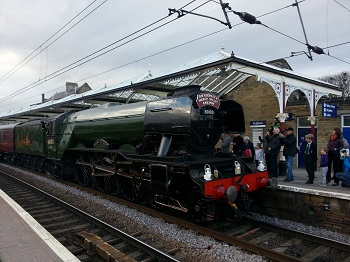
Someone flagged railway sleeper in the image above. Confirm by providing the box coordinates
[74,231,137,262]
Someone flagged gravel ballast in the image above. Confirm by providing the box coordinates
[2,163,349,261]
[0,164,265,262]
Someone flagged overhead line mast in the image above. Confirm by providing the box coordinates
[219,0,232,29]
[293,0,313,60]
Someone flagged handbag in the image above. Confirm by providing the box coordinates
[243,148,252,157]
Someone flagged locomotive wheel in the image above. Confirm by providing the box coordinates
[95,176,116,194]
[118,175,145,202]
[187,192,215,225]
[75,153,93,187]
[93,153,115,194]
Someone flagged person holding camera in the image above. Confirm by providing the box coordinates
[265,127,281,178]
[279,127,297,182]
[335,149,350,187]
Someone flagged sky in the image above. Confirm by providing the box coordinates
[0,0,349,113]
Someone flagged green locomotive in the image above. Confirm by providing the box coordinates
[1,86,273,223]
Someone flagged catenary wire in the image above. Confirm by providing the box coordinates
[229,0,350,63]
[333,0,350,12]
[0,0,106,85]
[326,54,350,65]
[1,0,348,105]
[0,48,305,110]
[0,0,200,103]
[0,0,211,104]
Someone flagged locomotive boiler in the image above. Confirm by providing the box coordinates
[0,85,274,223]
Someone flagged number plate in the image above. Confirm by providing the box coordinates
[201,109,215,115]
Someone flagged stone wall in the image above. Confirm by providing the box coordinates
[251,189,350,235]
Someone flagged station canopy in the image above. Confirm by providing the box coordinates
[0,50,341,125]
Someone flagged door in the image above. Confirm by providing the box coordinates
[297,117,317,168]
[342,115,350,144]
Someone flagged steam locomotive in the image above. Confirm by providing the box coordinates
[0,85,275,223]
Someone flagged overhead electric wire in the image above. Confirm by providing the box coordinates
[229,1,307,45]
[0,0,314,105]
[323,41,350,49]
[0,0,207,104]
[71,28,228,84]
[333,0,350,12]
[326,54,350,65]
[0,43,304,111]
[0,0,105,86]
[260,24,305,45]
[229,0,350,64]
[1,0,348,107]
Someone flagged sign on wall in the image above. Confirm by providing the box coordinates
[322,103,337,118]
[250,121,266,127]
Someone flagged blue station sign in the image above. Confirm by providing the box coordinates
[322,103,337,118]
[250,120,266,127]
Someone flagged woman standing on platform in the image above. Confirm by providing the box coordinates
[327,128,345,186]
[242,136,255,162]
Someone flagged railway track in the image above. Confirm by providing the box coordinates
[62,175,350,261]
[2,164,350,261]
[208,218,350,262]
[0,171,181,262]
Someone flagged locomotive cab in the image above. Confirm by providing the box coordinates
[144,86,239,156]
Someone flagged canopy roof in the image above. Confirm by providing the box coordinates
[0,50,341,125]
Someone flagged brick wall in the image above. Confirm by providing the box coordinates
[252,189,350,234]
[224,77,279,139]
[223,76,350,166]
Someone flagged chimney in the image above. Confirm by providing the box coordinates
[66,82,78,92]
[42,94,45,103]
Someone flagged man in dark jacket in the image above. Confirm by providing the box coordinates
[265,127,281,178]
[279,127,297,181]
[304,133,317,184]
[221,132,232,154]
[232,133,244,156]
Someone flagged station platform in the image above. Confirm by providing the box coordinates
[276,167,350,200]
[0,189,79,262]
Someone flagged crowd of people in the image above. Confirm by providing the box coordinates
[219,119,350,189]
[262,125,349,188]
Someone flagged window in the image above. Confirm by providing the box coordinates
[298,116,317,127]
[343,115,350,127]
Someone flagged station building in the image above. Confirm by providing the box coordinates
[0,49,348,169]
[224,74,350,168]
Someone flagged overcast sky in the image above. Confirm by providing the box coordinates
[0,0,349,113]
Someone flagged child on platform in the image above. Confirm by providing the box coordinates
[319,148,329,186]
[255,143,263,166]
